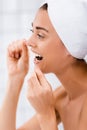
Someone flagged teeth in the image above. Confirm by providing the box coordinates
[32,51,43,61]
[36,56,43,60]
[35,53,43,60]
[36,54,41,57]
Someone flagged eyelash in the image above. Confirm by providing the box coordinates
[37,34,45,39]
[30,29,45,39]
[30,29,33,33]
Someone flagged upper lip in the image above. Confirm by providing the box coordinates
[31,49,42,56]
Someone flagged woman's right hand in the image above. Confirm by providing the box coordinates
[7,39,29,81]
[0,40,29,130]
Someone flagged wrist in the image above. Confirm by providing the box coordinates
[37,108,57,130]
[8,73,25,82]
[37,108,57,122]
[7,77,24,95]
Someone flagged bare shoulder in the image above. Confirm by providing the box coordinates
[79,92,87,130]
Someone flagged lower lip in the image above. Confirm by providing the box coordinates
[34,58,42,64]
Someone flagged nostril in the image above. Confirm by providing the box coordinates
[29,41,37,47]
[27,37,37,47]
[29,44,32,47]
[25,39,32,46]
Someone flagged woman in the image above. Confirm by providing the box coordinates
[0,1,87,130]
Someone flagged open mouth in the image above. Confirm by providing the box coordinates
[35,54,43,61]
[32,52,43,64]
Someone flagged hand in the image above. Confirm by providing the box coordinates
[0,41,29,130]
[7,39,29,80]
[27,67,55,115]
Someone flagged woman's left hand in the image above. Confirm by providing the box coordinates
[27,67,55,115]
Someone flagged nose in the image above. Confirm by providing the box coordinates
[27,36,37,47]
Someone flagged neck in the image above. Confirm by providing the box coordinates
[55,58,87,100]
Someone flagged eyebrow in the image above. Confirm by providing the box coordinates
[31,22,48,33]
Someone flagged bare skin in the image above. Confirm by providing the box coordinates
[0,6,87,130]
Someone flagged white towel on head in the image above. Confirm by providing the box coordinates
[46,0,87,59]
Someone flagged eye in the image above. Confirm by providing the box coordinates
[37,33,45,39]
[30,29,45,39]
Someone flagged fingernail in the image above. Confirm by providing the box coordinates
[15,53,19,58]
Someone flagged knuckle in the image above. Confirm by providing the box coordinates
[44,88,50,94]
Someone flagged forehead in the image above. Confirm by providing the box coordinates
[33,9,54,32]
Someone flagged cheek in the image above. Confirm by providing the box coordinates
[38,40,59,71]
[46,44,58,59]
[45,46,59,67]
[37,50,58,73]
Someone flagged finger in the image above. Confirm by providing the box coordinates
[7,43,16,58]
[14,52,21,59]
[35,67,48,87]
[21,40,29,62]
[27,74,40,99]
[7,44,12,57]
[8,41,21,59]
[29,72,41,88]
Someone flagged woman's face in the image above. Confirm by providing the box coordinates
[28,9,64,73]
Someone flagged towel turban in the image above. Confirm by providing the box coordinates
[46,0,87,59]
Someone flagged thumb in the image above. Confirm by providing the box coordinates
[21,41,29,63]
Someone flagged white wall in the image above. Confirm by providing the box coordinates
[0,0,63,129]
